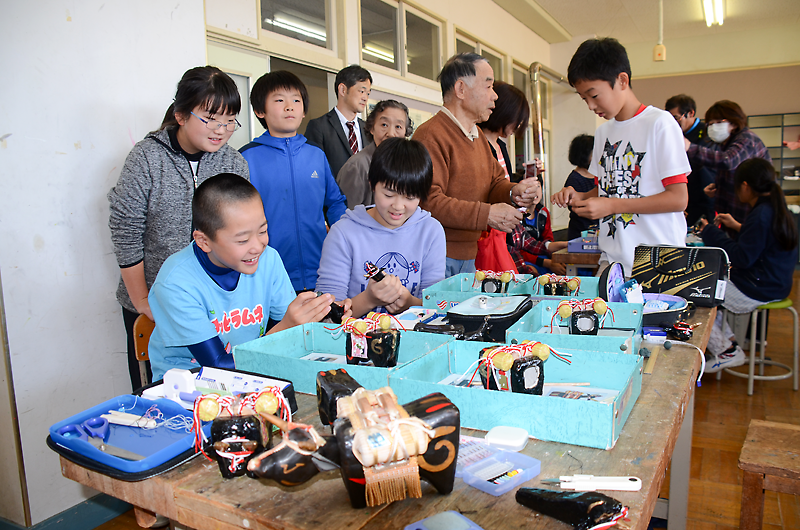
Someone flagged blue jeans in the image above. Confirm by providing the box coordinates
[445,258,476,278]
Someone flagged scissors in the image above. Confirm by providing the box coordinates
[57,417,145,461]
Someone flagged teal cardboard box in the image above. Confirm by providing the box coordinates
[422,273,600,310]
[389,341,643,450]
[233,323,453,394]
[506,301,643,354]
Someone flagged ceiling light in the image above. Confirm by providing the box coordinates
[702,0,724,26]
[264,16,326,41]
[362,45,394,63]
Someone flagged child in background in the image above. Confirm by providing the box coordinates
[698,158,798,373]
[108,66,249,390]
[148,174,350,381]
[316,138,446,317]
[563,134,597,240]
[336,99,413,209]
[241,71,347,292]
[551,38,690,277]
[507,176,568,275]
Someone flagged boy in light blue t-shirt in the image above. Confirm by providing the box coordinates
[148,173,350,381]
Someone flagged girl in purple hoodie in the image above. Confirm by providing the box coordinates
[316,138,446,317]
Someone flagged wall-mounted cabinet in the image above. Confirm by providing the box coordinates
[749,113,800,194]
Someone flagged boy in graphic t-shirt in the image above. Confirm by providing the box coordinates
[551,38,690,276]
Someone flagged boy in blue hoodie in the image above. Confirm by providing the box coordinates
[317,138,446,317]
[241,71,347,292]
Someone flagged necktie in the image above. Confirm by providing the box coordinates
[346,121,358,155]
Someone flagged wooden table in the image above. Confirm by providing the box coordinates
[550,248,601,276]
[60,308,715,530]
[738,420,800,530]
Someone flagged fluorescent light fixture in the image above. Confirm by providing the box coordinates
[264,16,326,41]
[702,0,724,26]
[362,45,394,63]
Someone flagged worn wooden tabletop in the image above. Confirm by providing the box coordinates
[61,307,715,530]
[550,248,602,266]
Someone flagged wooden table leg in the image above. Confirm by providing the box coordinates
[739,470,765,530]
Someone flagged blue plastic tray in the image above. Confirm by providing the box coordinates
[49,395,210,473]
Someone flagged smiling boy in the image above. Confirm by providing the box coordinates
[316,138,446,317]
[147,174,344,381]
[551,38,690,275]
[241,71,347,292]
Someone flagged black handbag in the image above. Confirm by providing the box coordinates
[631,245,729,307]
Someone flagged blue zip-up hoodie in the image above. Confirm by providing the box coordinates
[241,131,347,291]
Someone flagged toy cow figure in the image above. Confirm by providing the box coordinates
[248,369,460,509]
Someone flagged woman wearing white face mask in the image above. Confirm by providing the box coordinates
[684,100,771,233]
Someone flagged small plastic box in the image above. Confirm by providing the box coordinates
[460,450,541,496]
[485,426,528,451]
[404,511,484,530]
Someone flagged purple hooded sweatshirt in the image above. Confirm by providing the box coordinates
[316,205,446,309]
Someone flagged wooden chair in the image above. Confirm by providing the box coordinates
[133,314,155,387]
[720,299,799,395]
[738,420,800,529]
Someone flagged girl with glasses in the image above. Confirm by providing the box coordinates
[108,66,249,391]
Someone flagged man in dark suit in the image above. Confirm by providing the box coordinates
[305,65,372,178]
[666,94,717,226]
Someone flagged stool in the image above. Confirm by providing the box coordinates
[722,299,799,396]
[738,420,800,529]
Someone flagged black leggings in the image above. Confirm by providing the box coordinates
[122,307,153,391]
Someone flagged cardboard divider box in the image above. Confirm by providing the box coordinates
[233,323,453,394]
[388,340,643,450]
[421,273,600,310]
[506,301,643,354]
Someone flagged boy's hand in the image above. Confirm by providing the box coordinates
[366,275,405,307]
[543,259,566,275]
[551,186,577,208]
[571,196,614,219]
[384,286,414,314]
[488,203,524,232]
[684,137,691,151]
[511,178,541,207]
[548,241,568,253]
[704,183,716,198]
[282,292,334,328]
[339,298,353,320]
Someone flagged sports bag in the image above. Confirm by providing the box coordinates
[631,245,729,307]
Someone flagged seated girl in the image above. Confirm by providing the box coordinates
[507,176,568,275]
[317,138,446,317]
[698,158,798,373]
[336,100,413,209]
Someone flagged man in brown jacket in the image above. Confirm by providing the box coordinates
[415,53,539,277]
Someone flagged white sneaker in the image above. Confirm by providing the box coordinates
[705,346,747,374]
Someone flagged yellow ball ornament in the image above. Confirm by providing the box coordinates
[567,278,580,292]
[254,393,279,416]
[531,342,550,361]
[197,397,220,422]
[538,275,550,286]
[593,299,608,315]
[500,272,512,284]
[475,271,486,282]
[558,304,573,319]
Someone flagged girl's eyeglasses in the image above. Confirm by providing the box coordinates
[191,112,241,132]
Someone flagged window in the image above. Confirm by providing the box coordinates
[361,0,441,82]
[480,47,503,82]
[361,0,399,70]
[405,10,439,81]
[513,64,531,173]
[456,38,474,56]
[260,0,330,49]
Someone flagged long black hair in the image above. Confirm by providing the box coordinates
[735,158,797,251]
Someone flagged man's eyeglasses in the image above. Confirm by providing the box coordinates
[191,112,241,132]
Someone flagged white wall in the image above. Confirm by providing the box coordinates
[0,1,206,523]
